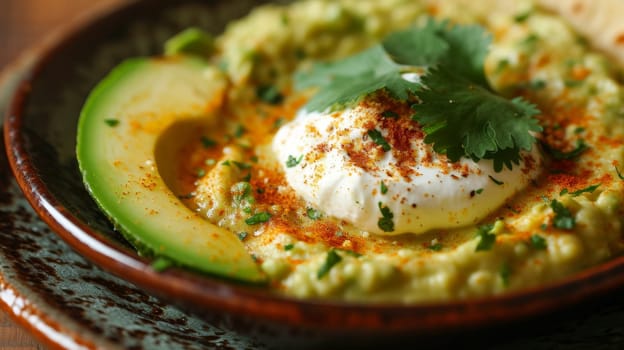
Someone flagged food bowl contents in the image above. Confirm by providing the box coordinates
[77,0,624,303]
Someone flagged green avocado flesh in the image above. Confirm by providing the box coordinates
[77,56,265,283]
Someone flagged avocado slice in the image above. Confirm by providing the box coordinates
[77,56,266,283]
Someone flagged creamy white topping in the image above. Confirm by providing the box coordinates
[273,95,541,235]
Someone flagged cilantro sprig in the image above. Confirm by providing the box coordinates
[295,19,541,171]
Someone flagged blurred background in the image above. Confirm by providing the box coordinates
[0,0,126,67]
[0,1,126,347]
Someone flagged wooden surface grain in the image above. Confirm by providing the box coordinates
[0,1,126,348]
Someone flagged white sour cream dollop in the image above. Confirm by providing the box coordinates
[272,95,541,235]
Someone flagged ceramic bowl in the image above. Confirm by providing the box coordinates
[5,0,624,346]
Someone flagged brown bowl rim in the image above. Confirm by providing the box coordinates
[5,0,624,335]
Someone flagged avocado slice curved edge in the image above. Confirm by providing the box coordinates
[76,56,266,283]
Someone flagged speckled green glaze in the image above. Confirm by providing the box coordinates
[4,1,624,349]
[0,171,264,349]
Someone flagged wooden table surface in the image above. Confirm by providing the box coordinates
[0,1,126,348]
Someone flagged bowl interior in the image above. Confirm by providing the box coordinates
[8,0,624,339]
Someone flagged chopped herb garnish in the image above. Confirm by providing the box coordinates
[245,212,271,225]
[196,168,206,178]
[295,47,306,59]
[273,117,285,129]
[232,182,255,213]
[381,110,399,119]
[284,243,295,251]
[528,79,546,90]
[233,125,246,138]
[476,188,484,194]
[238,232,248,241]
[295,19,540,172]
[429,241,443,251]
[475,224,496,251]
[574,127,585,134]
[377,202,395,232]
[514,11,531,22]
[222,160,231,166]
[306,207,322,220]
[286,155,304,168]
[550,199,575,230]
[340,249,362,258]
[367,129,391,151]
[543,139,588,160]
[500,262,511,287]
[564,79,584,88]
[567,184,600,197]
[177,193,195,200]
[232,182,252,201]
[496,59,510,73]
[232,160,252,170]
[616,165,624,180]
[105,119,119,127]
[151,257,174,272]
[256,85,284,104]
[380,181,388,194]
[540,223,548,231]
[489,175,504,185]
[280,13,289,26]
[522,33,539,46]
[529,234,547,250]
[317,250,342,279]
[200,136,217,148]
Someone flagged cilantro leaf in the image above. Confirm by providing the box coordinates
[435,21,492,87]
[382,19,449,66]
[414,68,541,169]
[295,46,392,90]
[295,44,418,112]
[295,18,541,171]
